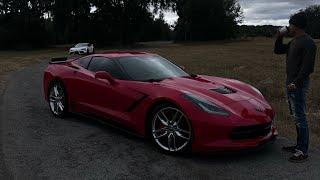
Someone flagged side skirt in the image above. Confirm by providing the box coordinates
[70,112,145,139]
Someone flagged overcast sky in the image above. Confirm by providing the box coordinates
[163,0,320,26]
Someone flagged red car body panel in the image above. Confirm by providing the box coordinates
[43,52,278,152]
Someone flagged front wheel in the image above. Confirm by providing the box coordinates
[48,81,68,117]
[149,104,193,154]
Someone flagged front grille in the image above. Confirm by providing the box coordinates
[230,122,272,140]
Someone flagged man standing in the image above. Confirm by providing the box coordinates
[274,12,317,163]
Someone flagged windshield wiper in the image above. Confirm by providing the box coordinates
[181,74,198,78]
[145,78,165,82]
[145,77,174,82]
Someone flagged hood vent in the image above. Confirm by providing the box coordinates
[211,86,236,94]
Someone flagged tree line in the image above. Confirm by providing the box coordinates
[238,25,279,38]
[238,5,320,39]
[0,1,319,50]
[0,0,175,49]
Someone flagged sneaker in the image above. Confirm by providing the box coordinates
[289,150,309,163]
[282,146,297,153]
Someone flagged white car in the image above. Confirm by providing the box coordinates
[69,43,94,55]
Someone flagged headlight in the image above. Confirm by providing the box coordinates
[183,93,229,116]
[251,86,263,96]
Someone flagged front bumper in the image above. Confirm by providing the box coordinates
[192,127,278,153]
[69,49,87,54]
[169,91,278,153]
[180,103,278,153]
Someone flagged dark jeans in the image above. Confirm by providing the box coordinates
[287,79,310,154]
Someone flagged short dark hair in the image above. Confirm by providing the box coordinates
[289,12,307,29]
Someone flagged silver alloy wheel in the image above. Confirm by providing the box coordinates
[49,83,65,116]
[152,107,192,152]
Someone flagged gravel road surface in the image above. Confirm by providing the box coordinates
[1,61,320,179]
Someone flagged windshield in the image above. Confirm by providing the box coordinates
[117,55,189,81]
[75,43,88,47]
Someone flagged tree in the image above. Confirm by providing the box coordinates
[0,0,53,49]
[90,0,173,45]
[174,0,242,41]
[139,12,173,42]
[0,0,244,49]
[52,0,92,44]
[305,5,320,39]
[238,25,279,38]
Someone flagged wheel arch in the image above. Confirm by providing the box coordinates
[144,97,185,138]
[46,77,70,110]
[47,77,65,98]
[144,97,194,153]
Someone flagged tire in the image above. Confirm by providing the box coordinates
[48,81,68,118]
[149,103,193,154]
[86,49,89,55]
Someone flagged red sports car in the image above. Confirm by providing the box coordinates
[43,51,278,153]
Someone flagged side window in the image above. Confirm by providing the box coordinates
[76,56,91,69]
[88,57,124,79]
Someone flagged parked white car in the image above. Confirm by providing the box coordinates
[69,43,94,55]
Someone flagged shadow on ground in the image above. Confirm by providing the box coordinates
[1,61,320,179]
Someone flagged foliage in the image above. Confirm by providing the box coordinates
[238,25,279,38]
[174,0,242,41]
[0,0,52,49]
[305,5,320,39]
[0,0,173,49]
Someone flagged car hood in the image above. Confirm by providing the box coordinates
[124,75,273,120]
[158,76,253,104]
[154,75,273,118]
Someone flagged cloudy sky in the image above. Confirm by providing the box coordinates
[163,0,320,26]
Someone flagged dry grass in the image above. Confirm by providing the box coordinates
[0,48,68,93]
[0,38,319,148]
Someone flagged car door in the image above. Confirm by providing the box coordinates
[74,56,144,125]
[69,56,97,113]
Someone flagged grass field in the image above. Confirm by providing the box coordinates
[0,38,319,147]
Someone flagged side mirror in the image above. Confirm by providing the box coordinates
[95,71,116,85]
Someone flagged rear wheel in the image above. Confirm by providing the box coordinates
[149,104,192,154]
[48,81,68,117]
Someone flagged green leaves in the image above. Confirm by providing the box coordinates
[174,0,242,41]
[305,5,320,39]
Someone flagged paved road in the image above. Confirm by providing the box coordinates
[1,61,320,180]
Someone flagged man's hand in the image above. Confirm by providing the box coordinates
[276,31,286,39]
[287,83,297,91]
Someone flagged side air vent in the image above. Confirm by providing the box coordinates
[211,86,236,94]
